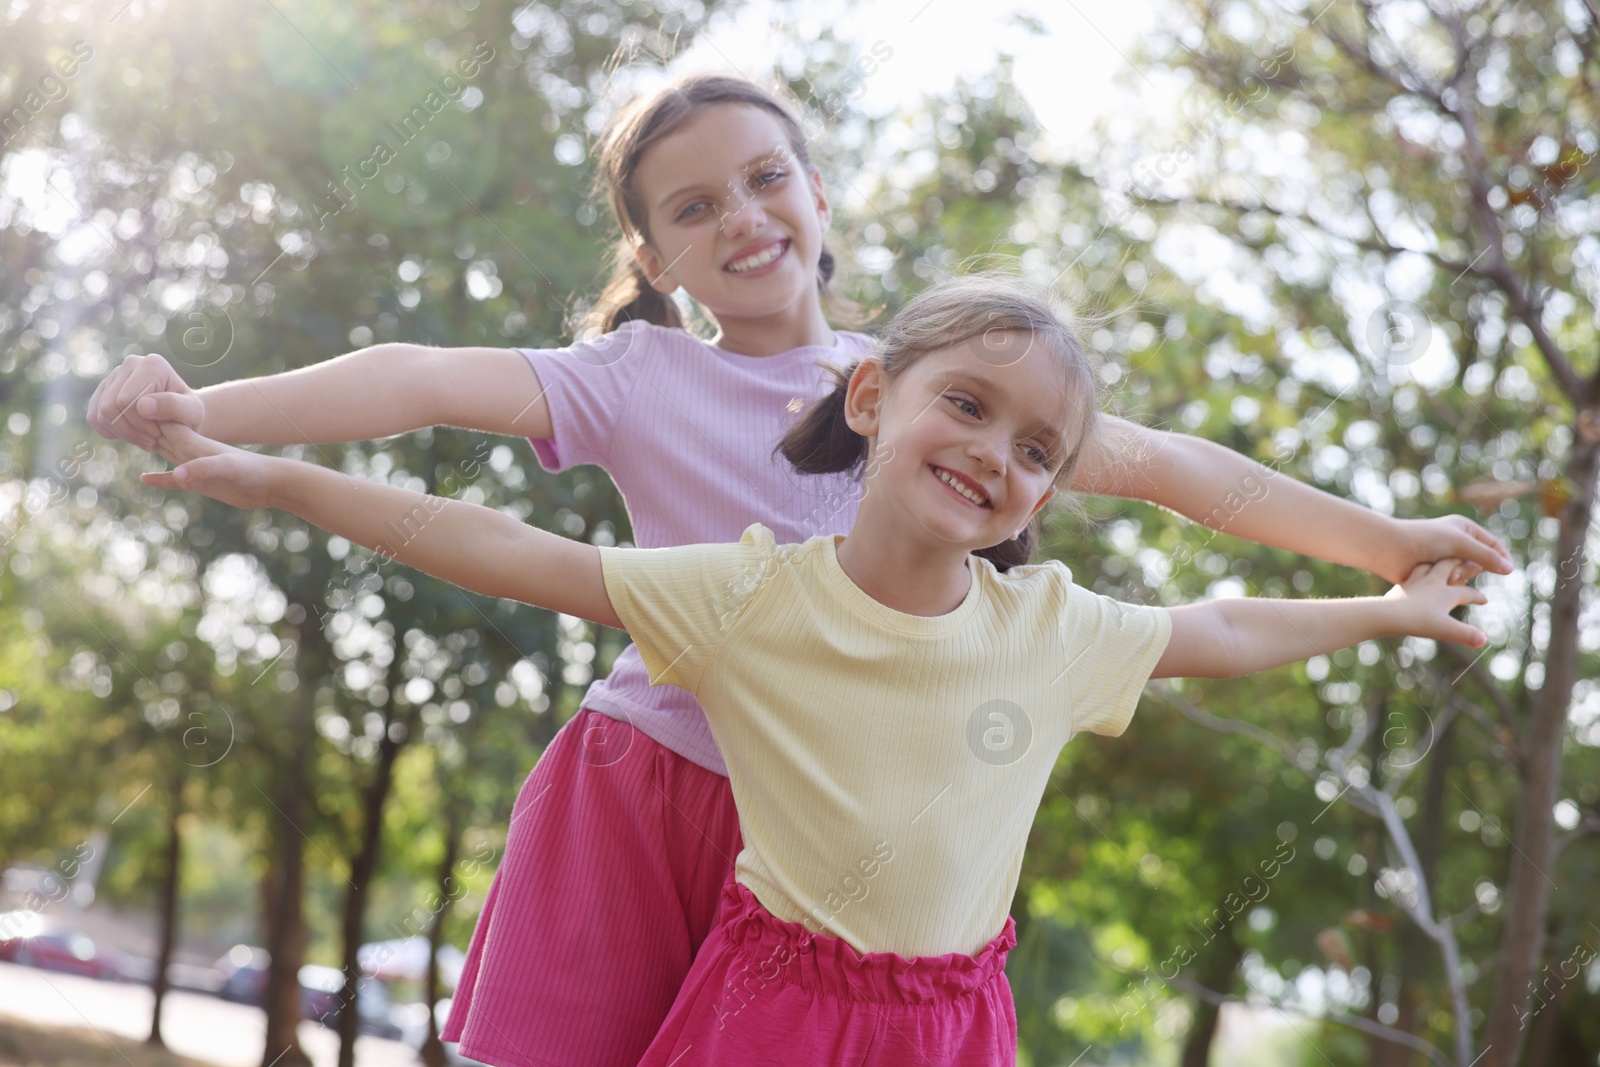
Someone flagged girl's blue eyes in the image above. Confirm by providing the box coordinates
[944,395,1053,466]
[674,170,788,222]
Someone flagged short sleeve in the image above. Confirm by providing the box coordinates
[516,320,655,472]
[597,524,781,694]
[1058,583,1172,738]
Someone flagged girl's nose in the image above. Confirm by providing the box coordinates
[719,195,767,238]
[969,434,1006,475]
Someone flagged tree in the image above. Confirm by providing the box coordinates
[1113,2,1600,1063]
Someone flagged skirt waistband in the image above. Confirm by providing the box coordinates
[715,879,1015,1006]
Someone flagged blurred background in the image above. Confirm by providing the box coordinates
[1,0,1597,1065]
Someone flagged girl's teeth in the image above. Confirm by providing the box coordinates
[728,242,785,272]
[936,469,986,505]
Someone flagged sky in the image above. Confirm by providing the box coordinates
[673,0,1167,158]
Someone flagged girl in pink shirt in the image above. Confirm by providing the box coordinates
[92,73,1510,1067]
[141,273,1490,1065]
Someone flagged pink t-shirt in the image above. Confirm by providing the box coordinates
[519,319,875,774]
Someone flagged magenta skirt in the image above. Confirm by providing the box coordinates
[638,879,1019,1066]
[443,707,743,1067]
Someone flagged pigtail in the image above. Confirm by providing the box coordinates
[974,524,1035,574]
[777,362,868,475]
[582,241,684,334]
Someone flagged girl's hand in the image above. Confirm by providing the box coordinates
[88,354,205,452]
[1377,515,1513,586]
[1383,559,1489,647]
[139,423,277,510]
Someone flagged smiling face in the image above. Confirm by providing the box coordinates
[844,336,1087,555]
[628,103,831,325]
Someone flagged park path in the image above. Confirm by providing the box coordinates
[0,961,419,1067]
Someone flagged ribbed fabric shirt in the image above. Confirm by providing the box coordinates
[519,321,875,775]
[600,524,1173,958]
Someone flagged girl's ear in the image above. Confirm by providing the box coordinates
[633,242,678,295]
[843,359,886,437]
[808,168,831,231]
[1025,486,1056,526]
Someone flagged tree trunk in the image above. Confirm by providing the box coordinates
[419,812,461,1067]
[1538,983,1600,1067]
[1483,436,1599,1067]
[146,768,184,1047]
[1179,917,1244,1067]
[1524,973,1575,1067]
[1363,705,1397,1067]
[260,814,309,1066]
[336,695,407,1067]
[261,676,316,1067]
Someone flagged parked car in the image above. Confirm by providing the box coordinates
[213,943,271,1003]
[297,964,403,1039]
[0,910,123,980]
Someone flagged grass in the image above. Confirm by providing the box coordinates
[0,1016,227,1067]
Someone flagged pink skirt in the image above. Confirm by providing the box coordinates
[638,879,1019,1066]
[444,707,742,1067]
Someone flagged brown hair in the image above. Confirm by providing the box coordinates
[779,273,1116,572]
[581,72,840,334]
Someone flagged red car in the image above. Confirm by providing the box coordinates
[0,910,123,980]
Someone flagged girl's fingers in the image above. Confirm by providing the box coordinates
[158,421,218,461]
[1463,519,1513,571]
[140,469,185,489]
[137,392,204,429]
[90,364,132,437]
[87,376,109,436]
[1411,559,1478,593]
[1453,533,1506,573]
[150,437,185,466]
[110,359,166,439]
[110,386,158,440]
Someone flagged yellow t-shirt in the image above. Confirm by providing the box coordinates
[599,524,1172,957]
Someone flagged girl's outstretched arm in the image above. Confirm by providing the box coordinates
[140,425,621,630]
[1151,559,1488,680]
[88,347,551,451]
[1077,418,1513,586]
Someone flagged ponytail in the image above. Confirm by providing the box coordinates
[778,363,868,476]
[582,241,684,334]
[779,361,1038,574]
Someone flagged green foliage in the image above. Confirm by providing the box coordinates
[5,3,1597,1066]
[0,0,714,980]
